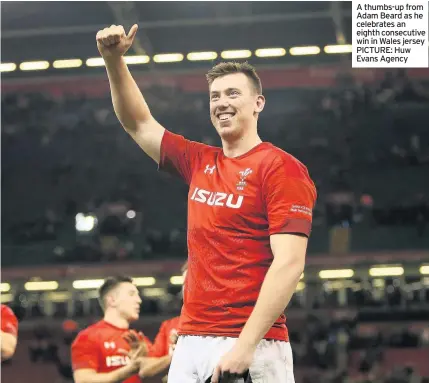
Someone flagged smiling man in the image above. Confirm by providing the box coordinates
[71,276,149,383]
[95,24,317,383]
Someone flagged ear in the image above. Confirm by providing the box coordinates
[255,94,265,114]
[105,292,116,308]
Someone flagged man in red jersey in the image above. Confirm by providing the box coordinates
[71,276,169,383]
[71,276,147,383]
[96,24,316,383]
[1,304,18,361]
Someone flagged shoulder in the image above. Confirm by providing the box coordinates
[73,328,92,346]
[186,139,222,171]
[164,130,221,155]
[164,316,180,328]
[259,144,310,179]
[1,305,16,319]
[193,140,222,158]
[72,322,102,347]
[1,305,18,335]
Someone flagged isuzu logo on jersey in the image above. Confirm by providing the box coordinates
[105,355,130,367]
[190,187,243,209]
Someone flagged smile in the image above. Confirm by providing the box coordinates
[217,113,235,121]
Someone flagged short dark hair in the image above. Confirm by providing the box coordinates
[206,62,262,95]
[98,276,133,310]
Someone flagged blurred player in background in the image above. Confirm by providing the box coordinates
[1,304,18,361]
[96,24,316,383]
[71,276,170,383]
[151,262,187,359]
[149,262,188,382]
[71,276,147,383]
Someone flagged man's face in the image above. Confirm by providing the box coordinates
[108,282,141,322]
[209,73,264,140]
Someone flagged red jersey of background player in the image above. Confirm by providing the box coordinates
[149,316,180,357]
[160,130,317,341]
[1,304,18,338]
[71,320,152,383]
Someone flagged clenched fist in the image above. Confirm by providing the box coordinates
[96,24,138,59]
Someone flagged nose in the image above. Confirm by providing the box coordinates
[213,94,229,107]
[219,96,230,108]
[213,101,230,116]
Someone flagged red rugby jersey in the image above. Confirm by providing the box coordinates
[71,320,152,383]
[1,305,18,337]
[160,130,317,341]
[149,316,180,357]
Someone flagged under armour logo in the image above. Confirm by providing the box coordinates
[104,342,116,349]
[204,165,216,174]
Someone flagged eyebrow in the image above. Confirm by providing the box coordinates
[210,87,240,95]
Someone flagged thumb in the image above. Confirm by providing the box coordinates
[134,342,146,355]
[127,24,138,41]
[211,366,221,383]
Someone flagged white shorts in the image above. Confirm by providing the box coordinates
[167,335,294,383]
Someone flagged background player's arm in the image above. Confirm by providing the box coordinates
[237,234,307,349]
[149,321,168,357]
[73,364,139,383]
[97,24,165,164]
[1,330,17,361]
[138,355,172,378]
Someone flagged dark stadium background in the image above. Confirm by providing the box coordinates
[1,2,429,382]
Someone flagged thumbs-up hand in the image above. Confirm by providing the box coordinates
[96,24,138,59]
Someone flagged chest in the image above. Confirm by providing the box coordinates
[188,161,266,230]
[98,334,132,368]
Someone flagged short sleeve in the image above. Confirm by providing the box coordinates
[71,332,100,371]
[148,321,168,357]
[1,306,18,337]
[159,130,211,184]
[262,156,317,237]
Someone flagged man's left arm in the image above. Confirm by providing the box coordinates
[237,157,316,349]
[210,157,316,382]
[237,233,307,349]
[210,236,307,381]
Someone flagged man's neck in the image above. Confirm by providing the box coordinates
[221,131,262,158]
[103,310,130,329]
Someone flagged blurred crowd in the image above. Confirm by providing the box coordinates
[9,274,429,323]
[292,315,429,383]
[2,70,429,265]
[4,313,428,383]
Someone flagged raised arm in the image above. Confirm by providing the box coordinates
[96,24,165,164]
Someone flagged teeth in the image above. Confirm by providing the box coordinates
[219,113,233,120]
